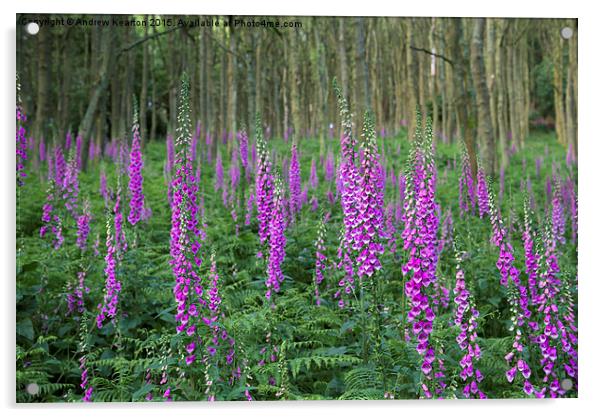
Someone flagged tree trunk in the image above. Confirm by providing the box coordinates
[565,19,577,158]
[449,18,477,178]
[288,31,302,143]
[78,22,114,169]
[139,17,149,144]
[495,19,509,170]
[405,19,420,136]
[338,20,349,101]
[226,16,238,144]
[58,29,72,141]
[33,24,50,143]
[150,66,157,143]
[470,18,496,176]
[356,17,371,110]
[550,21,566,146]
[429,17,439,139]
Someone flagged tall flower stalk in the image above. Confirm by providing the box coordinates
[313,214,327,305]
[99,168,109,205]
[169,75,205,367]
[523,209,539,309]
[40,180,64,250]
[255,115,274,250]
[67,270,90,316]
[401,115,442,398]
[75,135,83,170]
[487,183,533,396]
[530,222,578,397]
[266,176,287,299]
[476,165,489,218]
[458,146,476,215]
[324,150,335,182]
[229,143,241,206]
[238,128,249,180]
[215,151,224,194]
[128,111,146,226]
[288,144,302,218]
[166,135,175,172]
[76,199,92,251]
[334,79,361,307]
[354,112,385,280]
[201,254,237,400]
[63,150,80,217]
[114,188,127,254]
[78,317,93,402]
[16,79,28,187]
[551,179,566,246]
[452,243,486,399]
[309,158,318,189]
[55,146,67,188]
[96,214,121,329]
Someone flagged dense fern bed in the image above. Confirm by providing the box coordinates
[16,125,577,401]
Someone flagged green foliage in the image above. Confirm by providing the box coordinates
[15,128,576,401]
[532,57,555,121]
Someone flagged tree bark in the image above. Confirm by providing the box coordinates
[405,18,420,136]
[33,24,50,143]
[78,22,114,169]
[470,18,496,175]
[495,19,509,170]
[139,17,149,144]
[449,18,477,178]
[565,19,577,158]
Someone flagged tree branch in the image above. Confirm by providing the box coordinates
[118,25,182,55]
[205,32,250,66]
[409,45,454,67]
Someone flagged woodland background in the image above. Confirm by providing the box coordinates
[16,15,577,175]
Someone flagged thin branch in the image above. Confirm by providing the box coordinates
[205,32,250,66]
[118,25,182,55]
[409,45,454,67]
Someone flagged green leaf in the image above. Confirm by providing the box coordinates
[132,383,155,401]
[17,318,34,341]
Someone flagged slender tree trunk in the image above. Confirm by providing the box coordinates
[289,31,302,143]
[521,36,531,146]
[392,24,404,136]
[58,29,71,141]
[429,17,439,139]
[443,20,455,142]
[150,67,157,143]
[550,21,566,146]
[314,27,328,156]
[405,19,420,136]
[470,18,496,175]
[449,18,477,177]
[33,25,50,142]
[168,27,177,136]
[570,20,578,157]
[356,17,371,110]
[506,30,519,150]
[495,19,509,170]
[139,17,149,144]
[565,19,577,157]
[512,26,526,149]
[219,32,227,142]
[486,19,498,148]
[78,22,114,169]
[226,16,238,145]
[338,20,349,101]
